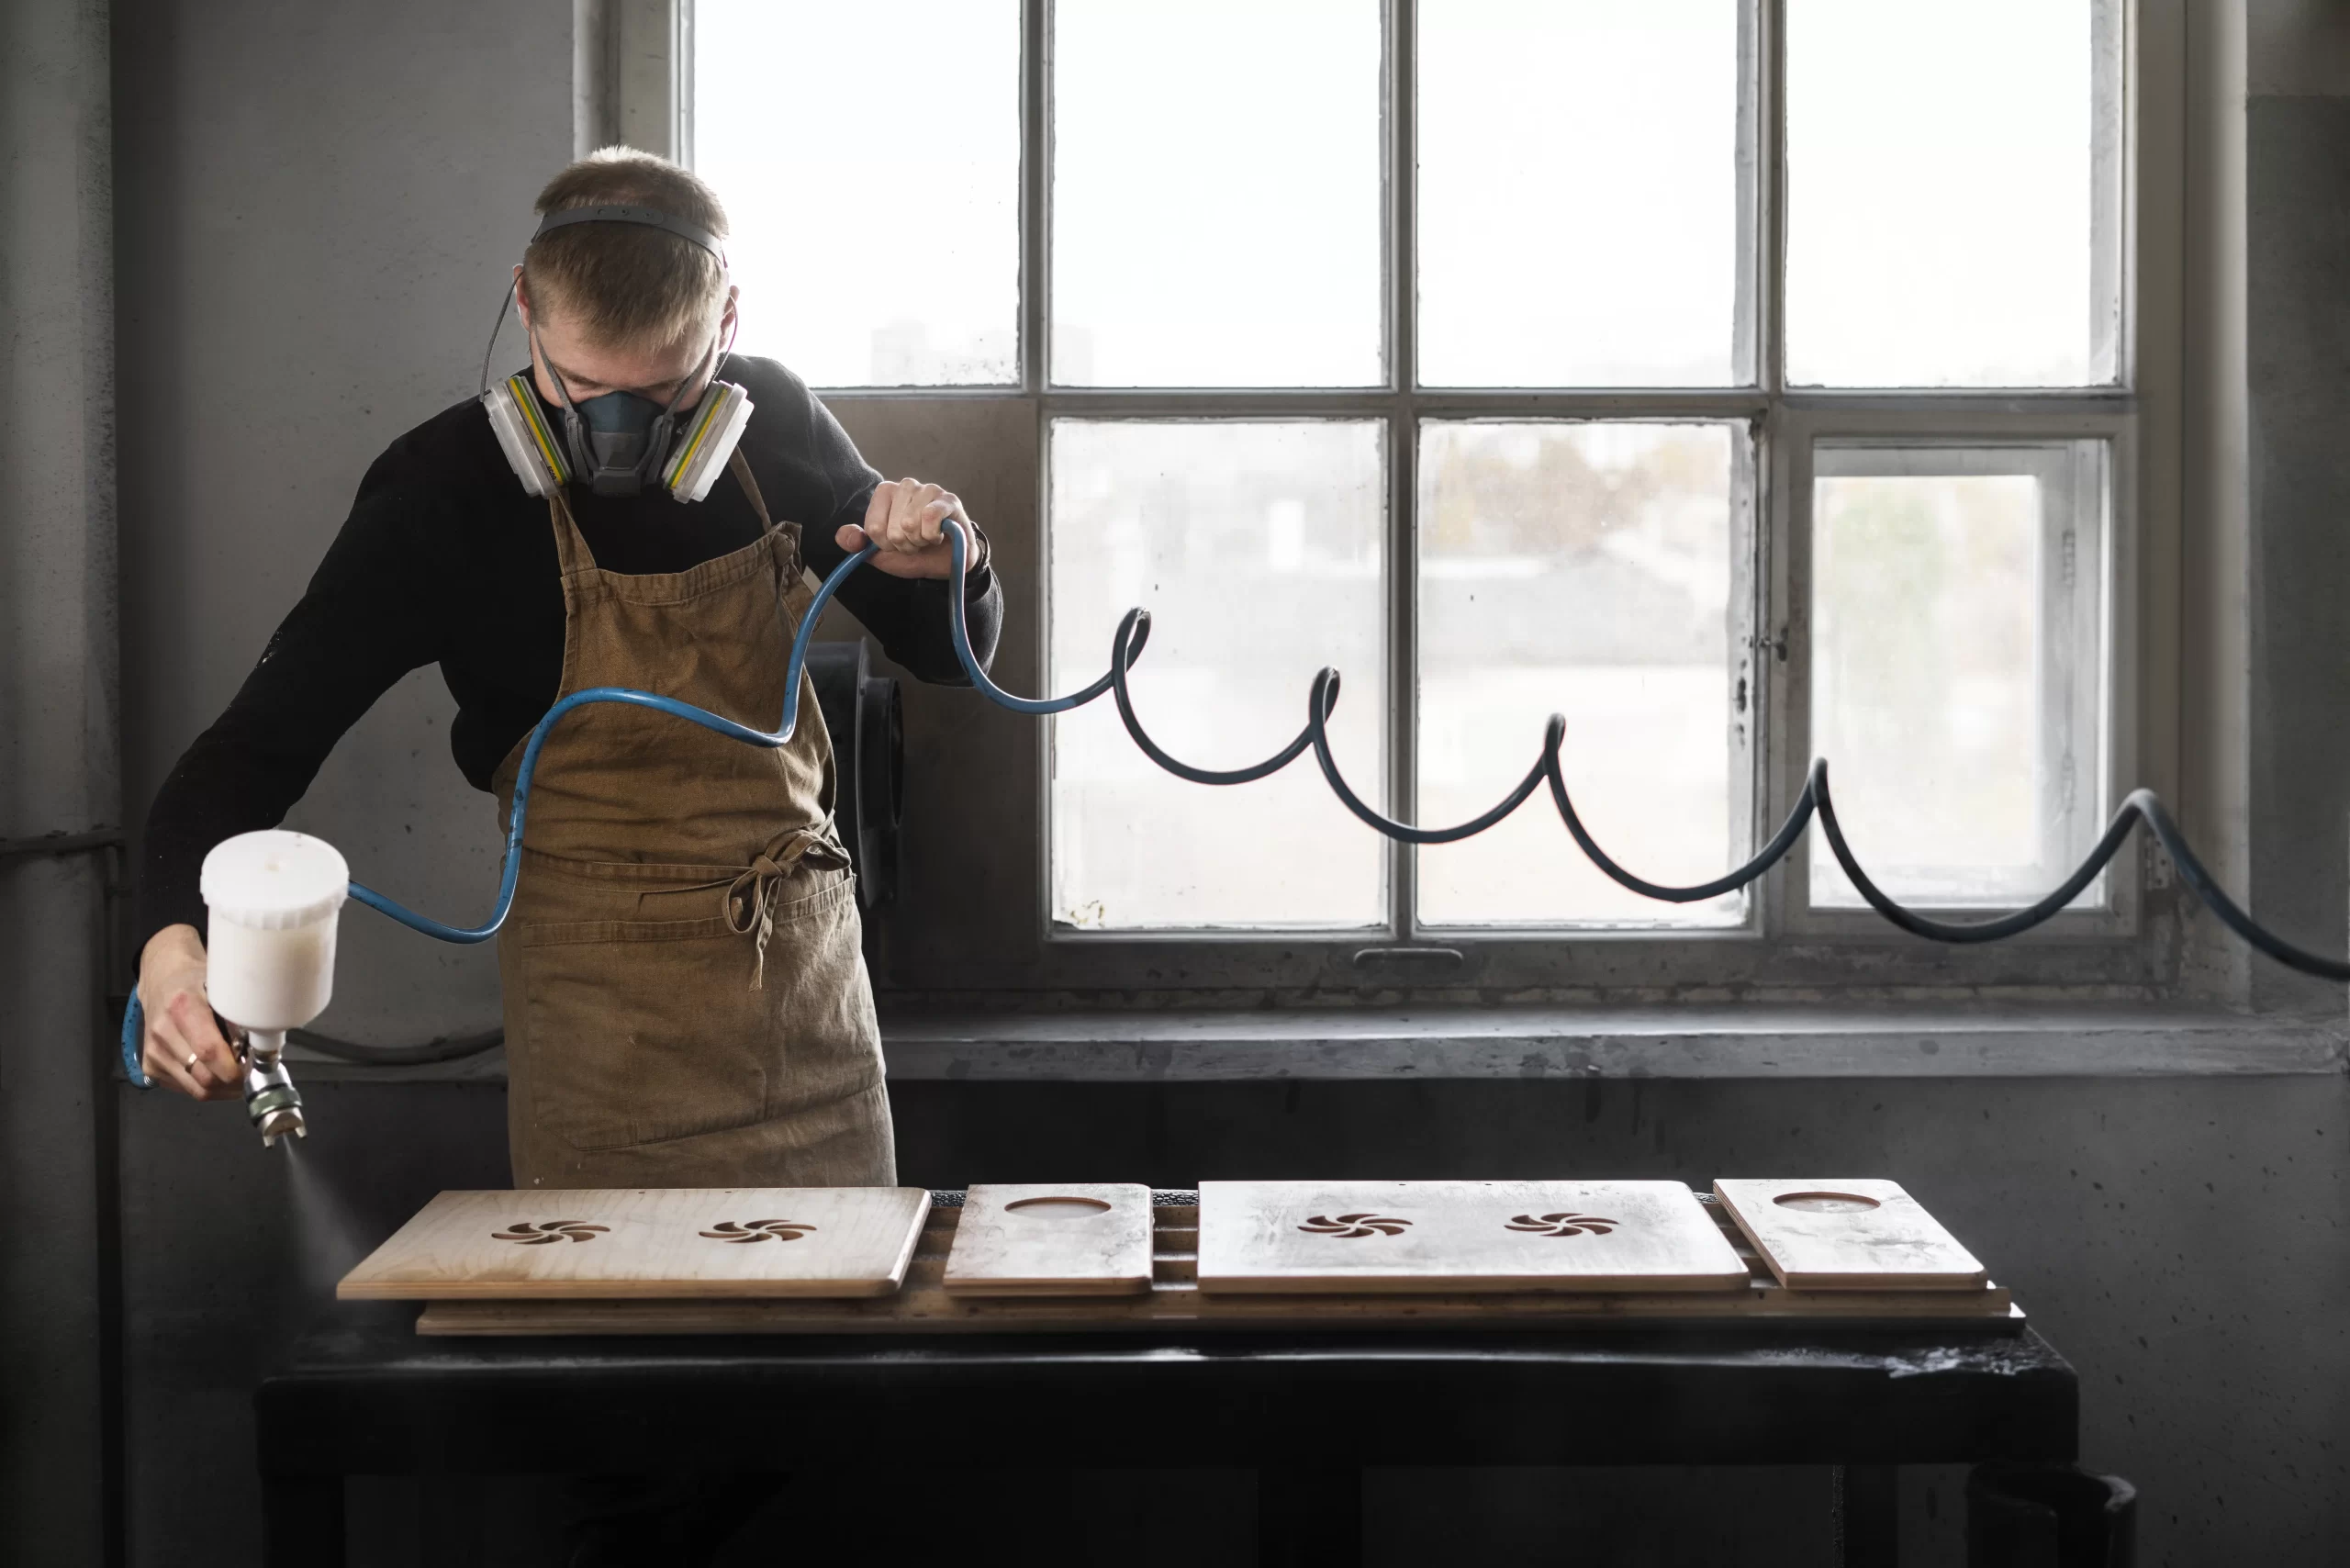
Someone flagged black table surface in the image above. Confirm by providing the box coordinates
[257,1301,2077,1478]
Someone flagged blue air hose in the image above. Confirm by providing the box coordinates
[121,520,2350,1089]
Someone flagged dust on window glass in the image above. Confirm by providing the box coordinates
[1049,420,1387,929]
[1416,422,1746,927]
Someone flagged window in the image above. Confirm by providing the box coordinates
[688,0,2145,988]
[693,0,1023,384]
[1807,442,2109,910]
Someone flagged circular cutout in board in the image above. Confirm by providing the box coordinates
[1004,1196,1114,1220]
[1772,1192,1882,1214]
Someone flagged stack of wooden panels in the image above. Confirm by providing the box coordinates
[339,1188,934,1301]
[1710,1179,1989,1290]
[359,1179,2019,1338]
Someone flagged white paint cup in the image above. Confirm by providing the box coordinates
[200,830,350,1034]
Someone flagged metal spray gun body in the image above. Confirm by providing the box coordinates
[241,1029,306,1148]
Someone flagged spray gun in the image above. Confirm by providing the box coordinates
[199,831,349,1148]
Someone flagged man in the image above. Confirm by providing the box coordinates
[135,148,1000,1190]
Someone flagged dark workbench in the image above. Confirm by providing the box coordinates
[256,1300,2077,1565]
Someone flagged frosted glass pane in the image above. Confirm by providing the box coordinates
[1417,423,1744,926]
[1052,0,1382,386]
[1419,0,1743,387]
[695,0,1018,385]
[1785,0,2114,386]
[1050,421,1386,928]
[1809,459,2104,907]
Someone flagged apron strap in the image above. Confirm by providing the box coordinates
[728,449,804,582]
[722,825,854,990]
[545,485,599,577]
[543,454,797,580]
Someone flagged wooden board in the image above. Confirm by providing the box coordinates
[1713,1179,1988,1290]
[337,1187,932,1300]
[415,1201,2020,1335]
[943,1183,1154,1296]
[1196,1180,1750,1294]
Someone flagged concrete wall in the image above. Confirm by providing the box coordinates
[2244,27,2350,1013]
[106,0,565,1561]
[1,2,119,1562]
[114,0,565,1050]
[56,1,2350,1566]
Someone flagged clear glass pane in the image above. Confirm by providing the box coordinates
[1416,423,1746,926]
[1785,0,2117,387]
[1809,447,2108,907]
[1419,0,1744,388]
[1052,0,1382,386]
[1050,421,1386,928]
[694,0,1019,385]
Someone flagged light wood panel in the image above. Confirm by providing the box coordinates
[944,1183,1155,1296]
[1196,1181,1750,1294]
[416,1202,2020,1335]
[1712,1179,1988,1290]
[337,1187,932,1300]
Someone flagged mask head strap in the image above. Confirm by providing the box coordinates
[480,283,519,399]
[529,204,727,264]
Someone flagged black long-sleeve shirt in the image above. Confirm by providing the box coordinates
[138,354,1000,947]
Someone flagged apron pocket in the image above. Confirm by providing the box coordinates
[518,913,778,1154]
[732,876,883,1121]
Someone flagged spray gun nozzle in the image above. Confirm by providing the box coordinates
[241,1030,307,1148]
[254,1095,307,1148]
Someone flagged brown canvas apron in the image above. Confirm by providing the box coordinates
[489,452,894,1190]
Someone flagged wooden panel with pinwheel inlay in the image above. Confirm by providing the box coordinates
[336,1187,932,1300]
[1196,1181,1751,1294]
[413,1194,2021,1336]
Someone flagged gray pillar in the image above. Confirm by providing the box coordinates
[2244,11,2350,1011]
[0,0,120,1562]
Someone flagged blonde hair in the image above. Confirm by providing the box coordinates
[522,147,731,353]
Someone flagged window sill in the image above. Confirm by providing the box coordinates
[876,1004,2345,1080]
[259,1002,2347,1084]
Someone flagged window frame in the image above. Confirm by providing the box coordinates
[674,0,2177,1002]
[1793,423,2134,937]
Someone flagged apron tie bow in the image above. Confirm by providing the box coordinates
[724,827,853,990]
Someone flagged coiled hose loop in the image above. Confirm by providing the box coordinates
[122,520,2349,1090]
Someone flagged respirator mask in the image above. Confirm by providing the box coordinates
[478,203,755,504]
